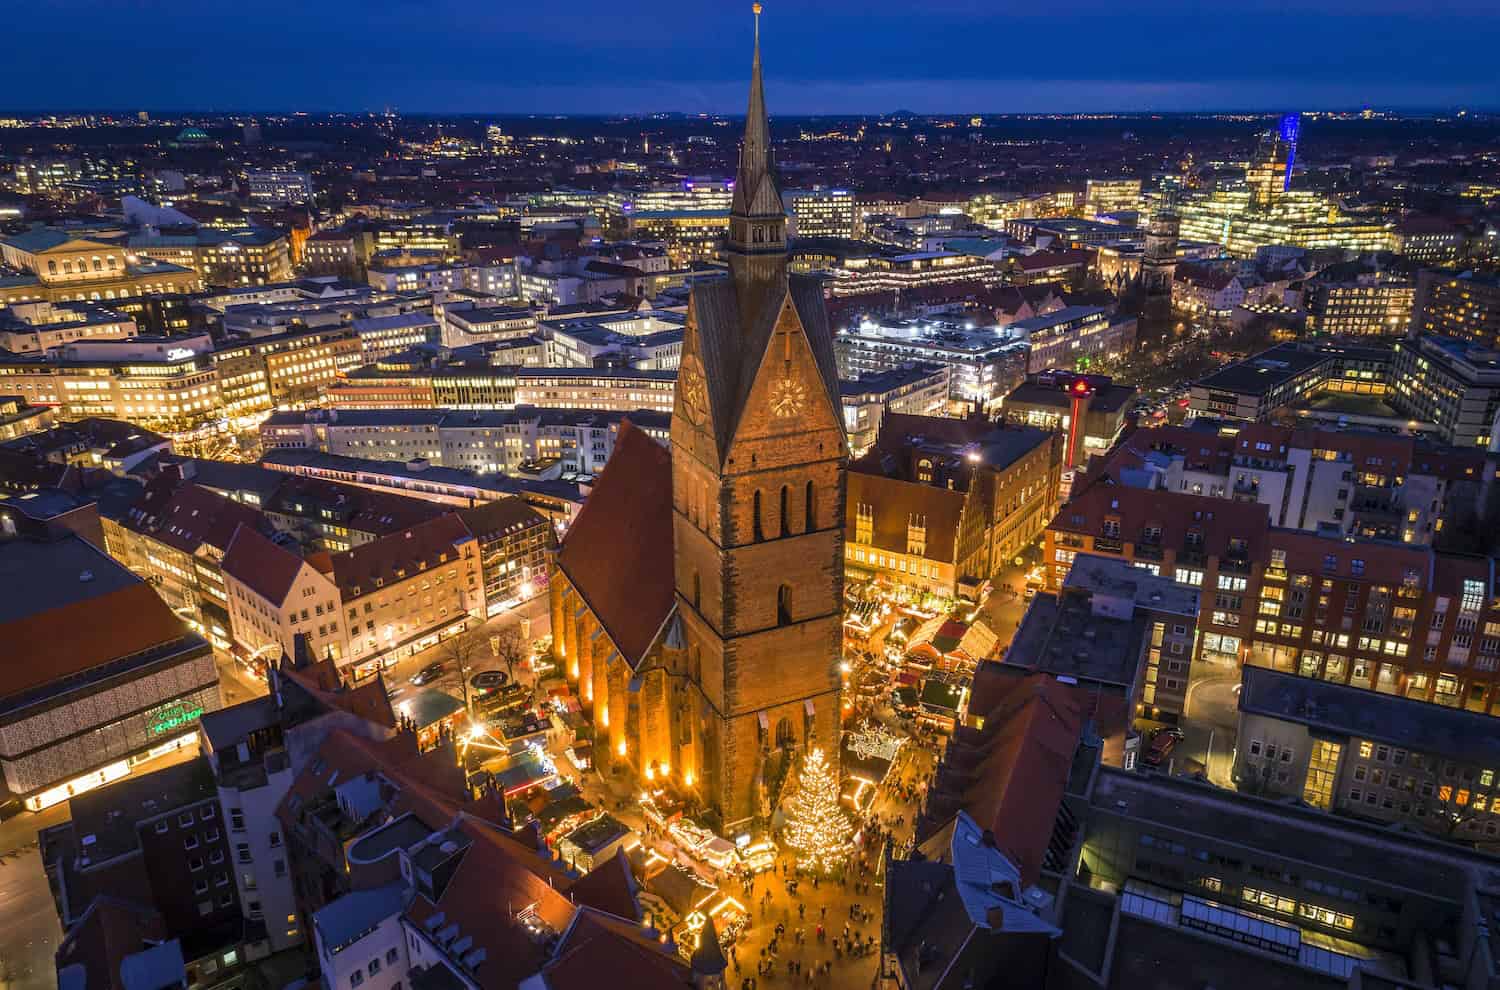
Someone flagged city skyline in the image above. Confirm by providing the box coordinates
[3,0,1498,115]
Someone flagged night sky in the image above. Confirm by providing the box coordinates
[5,0,1496,114]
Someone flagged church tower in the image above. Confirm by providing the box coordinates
[670,3,847,829]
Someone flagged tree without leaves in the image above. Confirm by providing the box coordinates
[440,626,487,712]
[491,625,528,685]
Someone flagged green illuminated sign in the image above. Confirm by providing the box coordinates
[146,700,205,737]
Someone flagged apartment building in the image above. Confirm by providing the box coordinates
[200,641,398,955]
[41,757,259,986]
[221,524,348,671]
[103,470,268,650]
[1047,475,1500,715]
[839,363,951,456]
[1110,420,1484,543]
[1010,553,1201,723]
[330,513,483,677]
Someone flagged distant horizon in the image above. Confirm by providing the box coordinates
[3,0,1498,118]
[3,105,1497,121]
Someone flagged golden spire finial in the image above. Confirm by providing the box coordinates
[753,2,762,41]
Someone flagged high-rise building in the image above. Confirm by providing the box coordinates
[1139,209,1180,342]
[1414,269,1500,348]
[1084,178,1142,218]
[784,186,857,239]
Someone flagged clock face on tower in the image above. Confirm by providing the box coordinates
[770,377,807,419]
[679,363,708,425]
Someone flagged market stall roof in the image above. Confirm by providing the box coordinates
[402,687,465,729]
[908,614,1000,662]
[492,749,556,794]
[648,863,717,915]
[919,677,967,715]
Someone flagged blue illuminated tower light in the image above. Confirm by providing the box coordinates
[1279,112,1301,191]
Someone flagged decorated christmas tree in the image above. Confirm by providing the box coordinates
[782,747,852,874]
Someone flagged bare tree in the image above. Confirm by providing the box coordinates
[440,626,487,712]
[491,625,528,686]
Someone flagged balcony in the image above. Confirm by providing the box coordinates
[1134,544,1165,562]
[1093,537,1124,554]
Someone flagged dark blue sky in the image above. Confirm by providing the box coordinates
[5,0,1496,114]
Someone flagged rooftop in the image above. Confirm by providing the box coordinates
[1238,664,1500,769]
[314,882,407,953]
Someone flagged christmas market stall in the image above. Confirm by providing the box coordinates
[556,812,637,873]
[839,720,906,813]
[398,688,467,750]
[903,614,1000,675]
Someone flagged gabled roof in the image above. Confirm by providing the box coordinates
[537,908,691,990]
[125,477,264,556]
[555,422,674,668]
[328,513,473,599]
[221,523,308,607]
[690,272,841,461]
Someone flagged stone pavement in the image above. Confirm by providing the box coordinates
[722,740,937,989]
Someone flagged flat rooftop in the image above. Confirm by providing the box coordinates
[1063,553,1200,617]
[0,532,137,624]
[1239,664,1500,770]
[1004,589,1147,689]
[1196,345,1331,397]
[1089,767,1484,897]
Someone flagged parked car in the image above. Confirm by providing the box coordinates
[411,662,446,686]
[1143,726,1185,767]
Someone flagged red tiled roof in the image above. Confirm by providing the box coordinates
[1174,262,1238,291]
[1013,249,1091,271]
[958,674,1085,886]
[555,421,674,667]
[222,524,308,606]
[126,477,265,556]
[566,847,640,923]
[2,581,191,701]
[537,908,690,990]
[279,658,397,728]
[405,816,577,990]
[1054,481,1272,562]
[329,513,474,599]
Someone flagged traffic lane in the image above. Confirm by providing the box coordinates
[0,846,62,990]
[382,594,552,691]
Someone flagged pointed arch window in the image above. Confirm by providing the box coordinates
[777,584,793,626]
[779,485,790,538]
[805,480,815,532]
[753,489,764,542]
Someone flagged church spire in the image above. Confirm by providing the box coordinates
[726,2,786,284]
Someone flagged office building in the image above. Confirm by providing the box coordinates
[1187,339,1391,423]
[0,300,137,354]
[1084,178,1142,217]
[1236,663,1500,837]
[839,363,951,456]
[999,371,1137,470]
[1390,334,1500,448]
[245,169,313,206]
[785,186,858,239]
[1011,306,1134,372]
[1414,269,1500,348]
[1303,262,1417,336]
[130,228,294,287]
[0,530,218,811]
[835,318,1030,409]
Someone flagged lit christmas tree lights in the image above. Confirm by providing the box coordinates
[781,747,852,874]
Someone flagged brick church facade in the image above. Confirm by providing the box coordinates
[548,11,846,828]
